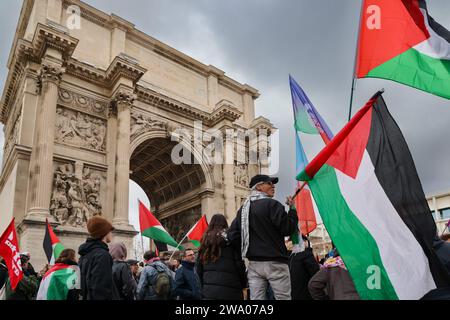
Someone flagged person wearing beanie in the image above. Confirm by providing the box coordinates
[78,216,115,300]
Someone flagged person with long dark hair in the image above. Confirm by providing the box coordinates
[197,214,247,300]
[37,249,80,300]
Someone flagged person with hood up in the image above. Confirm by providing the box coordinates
[110,242,136,300]
[78,216,115,300]
[308,248,359,300]
[137,250,174,300]
[196,214,247,300]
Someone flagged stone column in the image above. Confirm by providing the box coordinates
[26,56,64,221]
[200,190,215,221]
[112,88,134,227]
[222,127,236,219]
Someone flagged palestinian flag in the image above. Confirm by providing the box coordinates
[357,0,450,100]
[186,215,208,248]
[36,263,80,300]
[138,200,182,249]
[43,219,64,264]
[297,91,450,299]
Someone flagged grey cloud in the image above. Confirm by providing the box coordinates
[1,0,449,209]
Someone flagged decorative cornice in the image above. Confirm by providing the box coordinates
[62,0,258,98]
[31,23,79,62]
[250,116,276,136]
[135,85,244,127]
[209,99,242,126]
[106,54,147,87]
[1,22,78,123]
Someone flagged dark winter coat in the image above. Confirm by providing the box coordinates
[308,266,360,300]
[78,238,113,300]
[174,260,201,300]
[289,248,320,300]
[196,241,247,300]
[228,198,298,263]
[434,237,450,276]
[5,274,39,300]
[112,260,136,300]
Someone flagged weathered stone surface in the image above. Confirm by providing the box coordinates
[0,0,274,270]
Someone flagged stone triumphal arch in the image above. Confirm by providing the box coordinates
[0,0,274,269]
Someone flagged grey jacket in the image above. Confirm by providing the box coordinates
[136,260,174,300]
[308,266,360,300]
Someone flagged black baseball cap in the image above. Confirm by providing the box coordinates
[249,174,279,188]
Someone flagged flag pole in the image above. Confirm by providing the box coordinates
[292,181,307,200]
[169,233,189,261]
[441,221,449,237]
[348,0,365,121]
[137,198,146,259]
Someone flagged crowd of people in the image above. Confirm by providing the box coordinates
[1,174,449,300]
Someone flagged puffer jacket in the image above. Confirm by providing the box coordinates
[196,239,246,300]
[78,238,113,300]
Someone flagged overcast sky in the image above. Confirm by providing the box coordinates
[0,0,449,233]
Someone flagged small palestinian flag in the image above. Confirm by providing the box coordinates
[186,215,208,248]
[138,200,182,249]
[297,91,450,299]
[357,0,450,100]
[36,263,80,300]
[43,219,64,264]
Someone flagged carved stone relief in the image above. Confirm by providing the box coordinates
[55,106,106,152]
[130,110,168,139]
[160,206,201,243]
[234,163,249,188]
[58,88,108,117]
[50,163,105,227]
[3,111,21,163]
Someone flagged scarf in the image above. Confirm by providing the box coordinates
[241,188,269,259]
[322,256,347,270]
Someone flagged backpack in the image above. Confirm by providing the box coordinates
[151,266,171,299]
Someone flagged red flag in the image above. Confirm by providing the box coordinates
[295,184,317,235]
[0,218,23,290]
[186,215,209,248]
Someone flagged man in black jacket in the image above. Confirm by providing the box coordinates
[78,216,115,300]
[228,174,298,300]
[174,249,201,300]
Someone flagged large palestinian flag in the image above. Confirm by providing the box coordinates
[36,263,80,300]
[357,0,450,99]
[297,92,450,299]
[138,200,182,249]
[43,219,64,264]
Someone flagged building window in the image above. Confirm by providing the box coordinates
[440,207,450,220]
